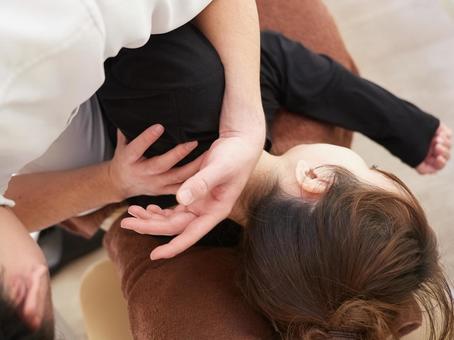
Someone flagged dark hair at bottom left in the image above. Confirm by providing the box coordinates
[0,271,54,340]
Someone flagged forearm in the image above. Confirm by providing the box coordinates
[5,162,122,232]
[194,0,265,143]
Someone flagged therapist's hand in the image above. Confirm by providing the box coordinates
[108,125,202,200]
[121,130,263,259]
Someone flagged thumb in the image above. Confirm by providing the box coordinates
[177,164,227,205]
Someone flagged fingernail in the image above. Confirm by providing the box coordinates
[178,189,193,205]
[153,124,164,133]
[185,141,198,150]
[150,251,162,260]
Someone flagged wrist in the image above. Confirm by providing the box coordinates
[104,161,127,202]
[220,94,265,143]
[220,118,265,146]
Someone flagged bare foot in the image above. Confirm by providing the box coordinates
[416,123,452,174]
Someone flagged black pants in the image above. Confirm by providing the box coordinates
[97,24,439,208]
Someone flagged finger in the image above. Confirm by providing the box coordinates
[141,209,170,221]
[435,135,452,149]
[146,141,198,174]
[121,217,169,235]
[116,129,128,148]
[121,212,195,236]
[439,137,452,149]
[125,124,164,162]
[145,205,178,218]
[174,205,188,212]
[439,123,453,139]
[146,204,164,214]
[439,132,452,144]
[128,210,167,223]
[150,213,222,259]
[161,154,204,185]
[434,155,447,169]
[435,144,450,160]
[160,184,183,195]
[128,205,153,220]
[129,206,172,222]
[177,163,227,205]
[416,162,436,175]
[425,156,437,167]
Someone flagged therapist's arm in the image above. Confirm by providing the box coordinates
[194,0,264,131]
[6,126,201,232]
[125,0,265,259]
[7,162,118,232]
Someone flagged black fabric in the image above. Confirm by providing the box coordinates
[97,25,440,244]
[99,24,225,209]
[259,31,439,167]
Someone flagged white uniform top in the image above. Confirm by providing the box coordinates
[0,0,211,205]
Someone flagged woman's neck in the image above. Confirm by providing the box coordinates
[229,151,282,225]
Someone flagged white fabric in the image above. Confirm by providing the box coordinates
[0,0,212,201]
[0,196,15,208]
[19,96,113,174]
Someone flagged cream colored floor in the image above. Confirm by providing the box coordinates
[52,1,454,339]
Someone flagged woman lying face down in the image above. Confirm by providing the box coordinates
[125,143,454,340]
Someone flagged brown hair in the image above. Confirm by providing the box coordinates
[240,167,453,339]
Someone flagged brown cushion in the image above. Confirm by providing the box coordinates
[257,0,358,71]
[104,220,274,340]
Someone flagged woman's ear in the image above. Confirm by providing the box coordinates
[295,160,333,199]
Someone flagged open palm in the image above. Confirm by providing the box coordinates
[121,135,261,259]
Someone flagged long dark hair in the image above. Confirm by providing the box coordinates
[240,167,453,339]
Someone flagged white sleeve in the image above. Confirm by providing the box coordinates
[0,196,15,208]
[19,96,113,175]
[0,0,211,196]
